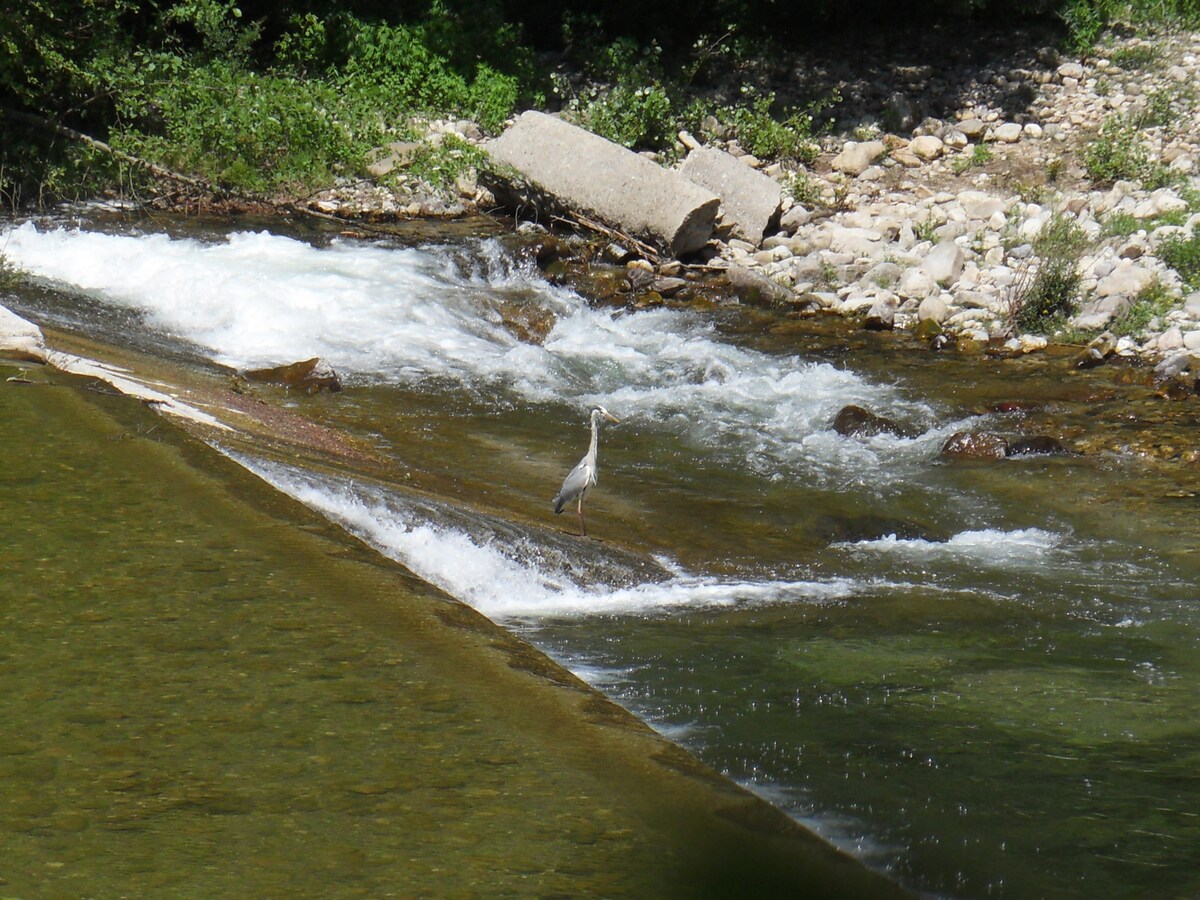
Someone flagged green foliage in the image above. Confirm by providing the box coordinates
[915,215,940,244]
[1108,43,1158,69]
[1081,115,1176,187]
[1135,85,1194,129]
[1109,279,1176,336]
[1062,0,1200,52]
[566,38,677,151]
[721,94,822,163]
[782,169,821,205]
[163,0,259,63]
[6,0,1200,206]
[404,134,489,194]
[562,33,828,160]
[336,17,520,133]
[1010,212,1088,333]
[573,82,676,151]
[951,143,994,174]
[1159,231,1200,288]
[0,251,23,288]
[1103,210,1142,236]
[112,57,373,193]
[1,3,530,202]
[1062,0,1119,53]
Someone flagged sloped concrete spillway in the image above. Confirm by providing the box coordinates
[0,313,907,891]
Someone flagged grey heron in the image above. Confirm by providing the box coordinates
[553,406,620,536]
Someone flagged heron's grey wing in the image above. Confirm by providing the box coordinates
[553,457,591,513]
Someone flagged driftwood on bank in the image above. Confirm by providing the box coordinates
[2,106,218,195]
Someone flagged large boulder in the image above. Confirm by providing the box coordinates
[678,147,782,245]
[484,112,720,257]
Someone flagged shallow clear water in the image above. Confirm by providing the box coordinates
[6,215,1200,897]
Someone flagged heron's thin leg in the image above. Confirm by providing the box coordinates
[577,496,587,537]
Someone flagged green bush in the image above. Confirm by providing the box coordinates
[1102,211,1142,237]
[1159,232,1200,288]
[1062,0,1200,52]
[1109,279,1176,337]
[113,58,374,193]
[1081,115,1176,187]
[952,143,993,174]
[405,134,489,194]
[574,81,676,150]
[721,94,821,164]
[1010,212,1088,333]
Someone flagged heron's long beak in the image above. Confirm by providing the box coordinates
[602,411,620,424]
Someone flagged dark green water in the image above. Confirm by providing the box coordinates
[0,365,904,898]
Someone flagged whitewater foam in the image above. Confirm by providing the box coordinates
[841,528,1069,569]
[238,456,860,622]
[3,222,952,483]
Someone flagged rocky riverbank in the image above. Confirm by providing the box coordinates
[308,23,1200,390]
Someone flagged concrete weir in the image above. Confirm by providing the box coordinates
[485,111,721,256]
[2,300,910,898]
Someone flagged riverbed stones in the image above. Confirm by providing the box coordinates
[922,241,966,286]
[992,122,1023,143]
[723,265,794,305]
[678,147,782,245]
[908,135,944,161]
[831,140,887,176]
[917,294,951,324]
[957,117,987,140]
[485,111,720,256]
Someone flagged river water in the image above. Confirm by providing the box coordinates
[4,214,1200,897]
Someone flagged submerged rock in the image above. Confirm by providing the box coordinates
[941,431,1010,460]
[833,405,913,438]
[1074,332,1118,369]
[496,299,558,345]
[816,513,943,544]
[1007,435,1068,456]
[243,358,342,393]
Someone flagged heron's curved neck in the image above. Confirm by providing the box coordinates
[587,411,601,460]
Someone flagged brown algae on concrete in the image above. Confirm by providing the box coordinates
[0,365,907,898]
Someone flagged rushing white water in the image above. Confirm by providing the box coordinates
[1,222,965,482]
[842,527,1068,567]
[239,456,865,621]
